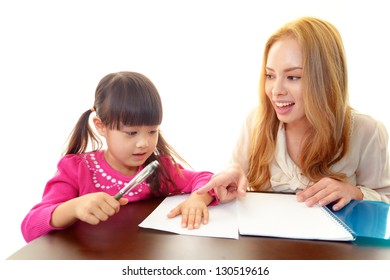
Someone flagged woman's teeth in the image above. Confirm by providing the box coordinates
[275,102,294,107]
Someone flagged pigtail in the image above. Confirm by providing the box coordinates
[63,108,102,155]
[147,132,189,196]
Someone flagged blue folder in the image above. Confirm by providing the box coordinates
[328,200,390,244]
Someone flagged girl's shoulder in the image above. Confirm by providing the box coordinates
[158,155,180,169]
[57,150,105,173]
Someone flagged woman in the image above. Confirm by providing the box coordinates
[198,17,390,211]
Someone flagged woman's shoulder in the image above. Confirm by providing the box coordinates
[352,111,387,135]
[247,106,258,120]
[241,106,259,131]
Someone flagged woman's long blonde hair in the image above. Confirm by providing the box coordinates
[248,17,351,191]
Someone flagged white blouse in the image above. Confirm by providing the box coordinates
[231,108,390,202]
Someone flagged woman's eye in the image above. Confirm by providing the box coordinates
[288,76,301,81]
[265,73,274,79]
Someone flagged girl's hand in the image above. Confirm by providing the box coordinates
[51,192,128,228]
[167,192,214,230]
[74,192,128,224]
[296,177,363,211]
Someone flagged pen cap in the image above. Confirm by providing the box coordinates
[132,160,159,184]
[149,160,159,170]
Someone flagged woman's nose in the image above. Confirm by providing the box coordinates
[271,78,288,97]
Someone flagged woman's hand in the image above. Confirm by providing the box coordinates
[296,177,363,211]
[196,164,248,203]
[167,192,214,230]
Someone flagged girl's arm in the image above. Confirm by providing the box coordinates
[51,193,128,228]
[161,157,215,229]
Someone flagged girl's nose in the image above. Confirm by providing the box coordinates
[136,137,149,148]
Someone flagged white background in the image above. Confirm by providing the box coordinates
[1,0,389,269]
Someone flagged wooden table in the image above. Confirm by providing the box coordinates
[7,197,390,260]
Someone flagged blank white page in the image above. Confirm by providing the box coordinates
[139,194,239,239]
[238,192,354,241]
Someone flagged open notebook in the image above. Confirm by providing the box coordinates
[139,192,358,241]
[237,192,353,241]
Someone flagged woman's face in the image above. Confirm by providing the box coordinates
[265,37,308,128]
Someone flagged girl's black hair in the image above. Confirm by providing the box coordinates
[64,71,186,196]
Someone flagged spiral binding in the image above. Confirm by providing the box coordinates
[321,205,355,238]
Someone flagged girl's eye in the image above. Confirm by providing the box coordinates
[126,131,138,136]
[149,130,158,135]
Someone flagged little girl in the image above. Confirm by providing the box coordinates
[21,71,215,242]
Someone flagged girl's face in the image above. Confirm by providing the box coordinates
[94,118,159,176]
[265,37,308,128]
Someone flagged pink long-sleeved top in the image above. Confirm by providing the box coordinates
[21,150,213,242]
